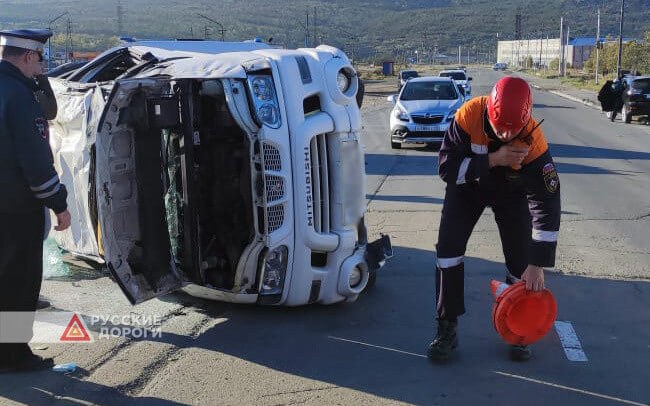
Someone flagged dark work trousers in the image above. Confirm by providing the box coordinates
[0,210,44,364]
[435,182,531,320]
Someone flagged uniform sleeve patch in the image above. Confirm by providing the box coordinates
[544,166,559,193]
[35,117,49,140]
[543,162,555,174]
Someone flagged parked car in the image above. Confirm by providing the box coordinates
[47,40,392,306]
[439,69,472,95]
[493,62,508,71]
[387,76,464,149]
[621,75,650,123]
[397,70,419,90]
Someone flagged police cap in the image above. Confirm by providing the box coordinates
[0,29,53,52]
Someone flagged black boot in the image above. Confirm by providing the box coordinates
[509,344,532,361]
[427,319,458,361]
[36,298,51,310]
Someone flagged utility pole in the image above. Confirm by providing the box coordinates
[117,0,124,34]
[65,17,73,63]
[595,8,601,84]
[539,22,543,68]
[564,25,570,76]
[305,10,310,47]
[313,7,317,46]
[558,16,564,75]
[616,0,625,78]
[458,45,461,65]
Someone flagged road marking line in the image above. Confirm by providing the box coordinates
[328,336,427,359]
[554,321,588,361]
[494,371,649,406]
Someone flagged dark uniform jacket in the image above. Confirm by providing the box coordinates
[0,60,67,214]
[438,96,561,267]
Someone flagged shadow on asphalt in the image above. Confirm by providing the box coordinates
[157,246,648,405]
[549,143,650,160]
[2,247,649,404]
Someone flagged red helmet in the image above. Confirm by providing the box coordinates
[487,77,532,131]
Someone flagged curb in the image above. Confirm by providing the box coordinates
[529,84,600,110]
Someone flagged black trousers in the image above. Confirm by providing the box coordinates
[0,210,44,364]
[435,184,531,320]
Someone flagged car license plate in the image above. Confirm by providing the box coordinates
[415,125,438,132]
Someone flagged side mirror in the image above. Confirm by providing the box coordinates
[387,95,397,103]
[468,77,473,81]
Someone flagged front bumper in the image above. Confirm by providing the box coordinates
[391,123,447,144]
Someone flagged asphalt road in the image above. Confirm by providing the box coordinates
[0,68,648,406]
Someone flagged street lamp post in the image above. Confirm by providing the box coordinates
[616,0,625,78]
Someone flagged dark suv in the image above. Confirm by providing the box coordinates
[621,75,650,123]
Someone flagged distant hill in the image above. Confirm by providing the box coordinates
[0,0,648,58]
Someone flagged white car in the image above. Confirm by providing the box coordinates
[439,69,472,96]
[47,40,392,306]
[387,77,464,149]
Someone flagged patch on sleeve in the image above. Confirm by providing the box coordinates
[35,117,49,140]
[542,163,555,174]
[543,164,559,193]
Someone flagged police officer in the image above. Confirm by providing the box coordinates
[427,77,561,362]
[0,29,71,371]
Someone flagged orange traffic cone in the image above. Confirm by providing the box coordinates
[490,280,557,345]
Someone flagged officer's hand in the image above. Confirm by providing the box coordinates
[54,210,71,231]
[488,145,529,167]
[521,265,545,291]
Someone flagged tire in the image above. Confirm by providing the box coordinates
[623,106,632,124]
[391,141,402,149]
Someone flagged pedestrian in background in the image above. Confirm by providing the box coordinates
[609,77,625,122]
[0,29,70,372]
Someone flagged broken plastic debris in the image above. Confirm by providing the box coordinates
[52,362,77,373]
[32,345,49,351]
[43,238,69,279]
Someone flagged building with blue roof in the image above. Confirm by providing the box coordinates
[497,36,641,69]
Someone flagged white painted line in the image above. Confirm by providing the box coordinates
[494,371,649,406]
[328,336,427,359]
[554,321,588,362]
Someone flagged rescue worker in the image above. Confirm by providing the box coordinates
[0,29,71,372]
[427,77,560,362]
